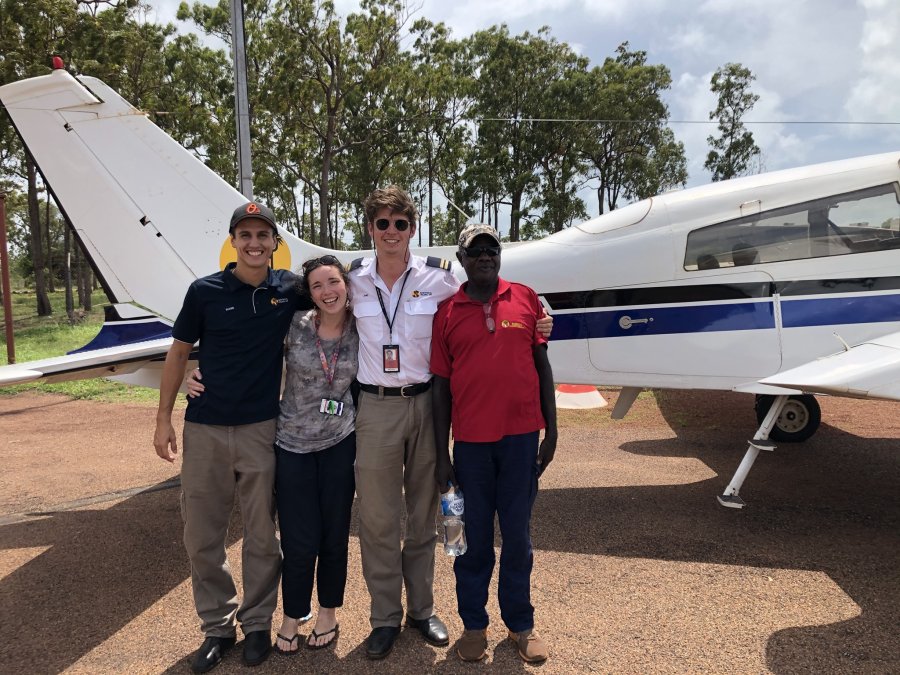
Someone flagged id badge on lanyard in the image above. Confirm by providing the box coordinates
[382,344,400,373]
[376,270,411,374]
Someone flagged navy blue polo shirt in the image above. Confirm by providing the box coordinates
[172,263,312,426]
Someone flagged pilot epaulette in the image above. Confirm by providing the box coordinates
[345,257,365,273]
[425,256,452,272]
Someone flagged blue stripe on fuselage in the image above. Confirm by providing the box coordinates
[550,301,775,340]
[548,292,900,340]
[781,294,900,327]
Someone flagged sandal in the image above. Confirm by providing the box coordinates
[307,623,339,650]
[274,632,300,656]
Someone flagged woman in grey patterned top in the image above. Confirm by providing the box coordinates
[186,255,359,654]
[273,255,359,653]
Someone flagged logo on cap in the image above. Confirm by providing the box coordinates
[246,203,261,214]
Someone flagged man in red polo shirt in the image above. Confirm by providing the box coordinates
[431,223,557,664]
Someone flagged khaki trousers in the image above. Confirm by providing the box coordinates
[354,390,439,628]
[181,420,281,637]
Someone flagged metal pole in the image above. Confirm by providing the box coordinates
[0,194,15,364]
[230,0,254,198]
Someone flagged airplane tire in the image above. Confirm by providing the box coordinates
[754,394,821,443]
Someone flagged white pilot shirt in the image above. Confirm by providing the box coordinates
[350,254,459,387]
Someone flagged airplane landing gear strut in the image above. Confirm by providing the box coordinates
[717,394,788,509]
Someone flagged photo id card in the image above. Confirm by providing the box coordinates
[319,398,344,416]
[382,344,400,373]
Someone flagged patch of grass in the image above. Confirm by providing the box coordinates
[1,289,167,405]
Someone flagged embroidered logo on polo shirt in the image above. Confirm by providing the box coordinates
[501,319,527,330]
[411,290,432,298]
[270,297,289,305]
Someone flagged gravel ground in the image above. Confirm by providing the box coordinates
[0,389,897,674]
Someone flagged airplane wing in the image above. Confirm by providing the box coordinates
[0,304,179,388]
[759,331,900,400]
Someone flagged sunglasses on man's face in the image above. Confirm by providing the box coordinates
[463,245,501,258]
[374,218,410,231]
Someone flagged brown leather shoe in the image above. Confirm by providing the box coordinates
[507,628,548,663]
[457,629,488,662]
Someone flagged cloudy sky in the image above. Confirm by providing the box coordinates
[145,0,900,192]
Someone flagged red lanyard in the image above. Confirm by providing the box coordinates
[314,314,345,386]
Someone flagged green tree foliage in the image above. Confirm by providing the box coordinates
[704,62,760,181]
[581,43,687,214]
[468,26,585,241]
[2,0,700,297]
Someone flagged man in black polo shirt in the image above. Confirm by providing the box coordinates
[154,202,310,673]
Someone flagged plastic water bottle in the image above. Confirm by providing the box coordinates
[440,484,467,557]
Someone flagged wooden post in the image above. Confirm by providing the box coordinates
[0,193,15,364]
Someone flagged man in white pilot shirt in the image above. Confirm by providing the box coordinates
[347,186,552,659]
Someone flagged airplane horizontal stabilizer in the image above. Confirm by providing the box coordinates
[0,337,174,387]
[760,331,900,400]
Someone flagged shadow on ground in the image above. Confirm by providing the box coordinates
[0,481,221,672]
[533,389,899,673]
[0,390,896,673]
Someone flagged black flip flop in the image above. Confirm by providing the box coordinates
[274,632,300,656]
[307,623,340,650]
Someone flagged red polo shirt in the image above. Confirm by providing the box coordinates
[431,277,547,442]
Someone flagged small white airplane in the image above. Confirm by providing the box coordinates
[2,66,900,508]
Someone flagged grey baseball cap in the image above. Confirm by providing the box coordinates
[458,223,501,249]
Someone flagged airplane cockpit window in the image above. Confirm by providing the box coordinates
[684,183,900,270]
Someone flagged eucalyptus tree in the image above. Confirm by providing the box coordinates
[581,43,687,214]
[468,26,586,240]
[256,0,410,245]
[406,19,473,245]
[529,62,590,235]
[704,62,760,181]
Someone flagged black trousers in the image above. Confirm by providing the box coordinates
[275,432,356,619]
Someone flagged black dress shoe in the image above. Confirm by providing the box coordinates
[405,614,449,647]
[190,636,235,674]
[242,630,272,666]
[366,626,401,659]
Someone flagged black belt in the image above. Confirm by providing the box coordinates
[358,380,432,398]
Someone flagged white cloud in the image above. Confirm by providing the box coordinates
[138,0,898,173]
[581,0,668,20]
[669,72,716,184]
[845,0,900,139]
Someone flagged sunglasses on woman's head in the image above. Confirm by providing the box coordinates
[302,254,341,272]
[374,218,410,231]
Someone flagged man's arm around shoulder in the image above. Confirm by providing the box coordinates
[153,340,194,462]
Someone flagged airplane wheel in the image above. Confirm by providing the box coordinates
[755,394,821,443]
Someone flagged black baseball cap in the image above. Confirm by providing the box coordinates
[229,201,278,234]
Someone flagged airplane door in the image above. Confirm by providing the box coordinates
[586,271,782,379]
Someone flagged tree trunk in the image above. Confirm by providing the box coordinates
[80,258,92,312]
[291,188,302,240]
[319,113,336,245]
[510,190,522,242]
[64,222,74,323]
[74,242,85,308]
[45,196,55,293]
[308,184,316,246]
[427,156,433,247]
[26,154,52,316]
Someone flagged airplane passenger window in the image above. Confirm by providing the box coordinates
[684,183,900,270]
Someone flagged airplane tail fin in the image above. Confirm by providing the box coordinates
[0,70,261,321]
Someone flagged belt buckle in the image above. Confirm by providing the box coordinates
[400,384,414,398]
